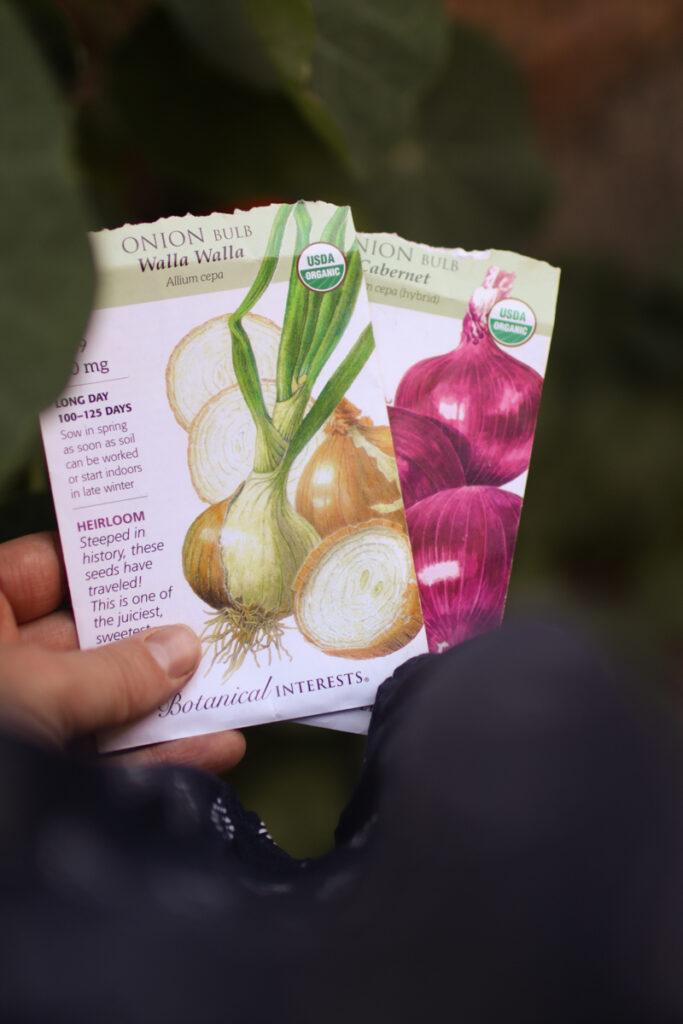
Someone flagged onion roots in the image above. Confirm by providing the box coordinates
[183,470,320,675]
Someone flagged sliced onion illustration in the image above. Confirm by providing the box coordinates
[294,520,423,658]
[166,312,280,430]
[188,380,318,505]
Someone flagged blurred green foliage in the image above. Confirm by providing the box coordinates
[1,0,680,855]
[0,4,93,484]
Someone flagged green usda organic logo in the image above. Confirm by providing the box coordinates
[488,298,536,346]
[297,242,346,293]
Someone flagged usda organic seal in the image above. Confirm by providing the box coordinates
[297,242,347,293]
[488,298,536,347]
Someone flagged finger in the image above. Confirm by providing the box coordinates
[0,589,20,644]
[19,610,79,651]
[1,624,201,742]
[0,532,68,624]
[119,729,246,774]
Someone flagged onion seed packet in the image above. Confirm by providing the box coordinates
[39,204,429,751]
[301,234,560,734]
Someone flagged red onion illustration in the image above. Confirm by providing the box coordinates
[395,267,543,485]
[406,486,522,652]
[387,406,469,508]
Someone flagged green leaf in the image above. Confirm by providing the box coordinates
[286,323,374,467]
[163,0,314,92]
[0,4,93,486]
[230,203,292,429]
[11,0,80,92]
[161,0,448,176]
[357,24,552,247]
[162,0,275,89]
[305,0,449,173]
[302,248,363,389]
[293,205,351,382]
[276,200,311,401]
[320,205,350,247]
[233,203,292,320]
[100,9,348,218]
[245,0,314,88]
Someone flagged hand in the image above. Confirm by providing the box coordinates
[0,532,245,772]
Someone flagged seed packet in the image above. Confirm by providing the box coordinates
[39,204,429,751]
[301,234,560,733]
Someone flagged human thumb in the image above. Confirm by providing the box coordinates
[1,625,200,743]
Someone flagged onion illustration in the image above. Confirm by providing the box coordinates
[166,312,280,430]
[294,520,422,658]
[406,486,522,653]
[295,399,404,537]
[387,405,469,508]
[395,267,543,486]
[183,478,320,672]
[173,202,377,673]
[189,380,318,505]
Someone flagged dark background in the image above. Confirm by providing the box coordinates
[1,0,681,855]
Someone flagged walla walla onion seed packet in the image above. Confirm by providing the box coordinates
[40,203,429,751]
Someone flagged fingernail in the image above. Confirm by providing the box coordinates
[144,625,200,681]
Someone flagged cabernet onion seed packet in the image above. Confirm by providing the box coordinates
[301,234,560,734]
